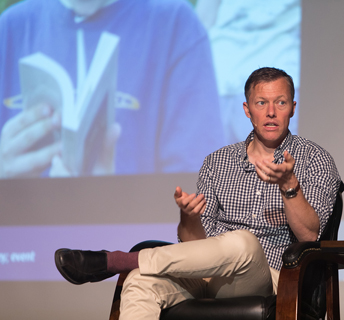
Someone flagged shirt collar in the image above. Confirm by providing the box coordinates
[240,130,293,167]
[59,0,118,23]
[241,131,254,169]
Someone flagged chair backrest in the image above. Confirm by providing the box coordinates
[301,181,344,319]
[320,181,344,241]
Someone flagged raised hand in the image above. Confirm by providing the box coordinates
[174,186,206,218]
[175,186,207,241]
[255,150,298,190]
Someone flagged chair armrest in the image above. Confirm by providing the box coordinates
[128,240,173,252]
[321,240,344,253]
[282,241,321,269]
[282,241,344,269]
[276,240,344,320]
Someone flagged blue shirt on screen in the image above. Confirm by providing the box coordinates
[0,0,225,176]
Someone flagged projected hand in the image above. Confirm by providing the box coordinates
[49,122,121,177]
[174,186,206,218]
[0,104,61,178]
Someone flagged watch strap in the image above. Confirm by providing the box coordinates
[280,182,300,198]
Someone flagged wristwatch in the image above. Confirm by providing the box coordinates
[280,182,300,199]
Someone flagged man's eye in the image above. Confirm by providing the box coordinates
[278,100,286,105]
[257,101,264,106]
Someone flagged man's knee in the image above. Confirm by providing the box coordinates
[120,269,162,319]
[218,230,265,260]
[123,268,140,286]
[121,268,204,310]
[122,268,161,296]
[121,269,160,309]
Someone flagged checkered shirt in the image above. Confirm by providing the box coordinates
[198,131,341,270]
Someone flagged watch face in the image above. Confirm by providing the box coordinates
[285,188,297,198]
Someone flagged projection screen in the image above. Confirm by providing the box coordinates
[0,0,343,319]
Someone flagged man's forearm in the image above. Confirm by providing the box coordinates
[177,212,206,242]
[282,188,320,242]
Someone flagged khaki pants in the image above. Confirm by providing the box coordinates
[119,230,279,320]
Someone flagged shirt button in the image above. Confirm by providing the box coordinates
[252,214,257,219]
[256,190,261,196]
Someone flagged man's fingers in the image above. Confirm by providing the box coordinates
[174,186,182,196]
[182,195,206,217]
[174,186,205,215]
[256,161,274,183]
[11,112,60,155]
[256,161,270,176]
[200,201,207,214]
[3,141,61,178]
[174,187,191,209]
[3,104,54,140]
[193,198,206,214]
[256,153,295,185]
[184,193,204,209]
[181,193,196,207]
[284,150,295,164]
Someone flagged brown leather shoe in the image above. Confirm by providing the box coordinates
[55,248,115,285]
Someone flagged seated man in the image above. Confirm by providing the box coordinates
[55,67,341,320]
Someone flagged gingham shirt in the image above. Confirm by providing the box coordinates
[198,131,341,270]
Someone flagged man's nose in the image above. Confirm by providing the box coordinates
[266,104,276,117]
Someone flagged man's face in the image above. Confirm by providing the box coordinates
[243,78,296,149]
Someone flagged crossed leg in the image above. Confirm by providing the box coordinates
[119,230,277,320]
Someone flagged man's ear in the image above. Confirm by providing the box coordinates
[243,102,251,119]
[290,101,296,118]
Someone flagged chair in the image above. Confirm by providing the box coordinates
[109,182,344,320]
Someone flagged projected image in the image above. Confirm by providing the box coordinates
[0,0,225,178]
[0,0,300,179]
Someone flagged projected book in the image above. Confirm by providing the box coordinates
[19,32,120,176]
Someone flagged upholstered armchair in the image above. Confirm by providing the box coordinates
[109,182,344,320]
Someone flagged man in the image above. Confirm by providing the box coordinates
[55,67,341,319]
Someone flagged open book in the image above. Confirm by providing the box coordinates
[19,31,120,176]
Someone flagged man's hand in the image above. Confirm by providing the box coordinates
[255,150,298,190]
[174,186,206,217]
[175,186,207,242]
[255,150,319,241]
[0,104,61,178]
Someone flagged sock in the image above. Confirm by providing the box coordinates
[106,251,139,274]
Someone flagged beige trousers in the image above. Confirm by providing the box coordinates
[119,230,279,320]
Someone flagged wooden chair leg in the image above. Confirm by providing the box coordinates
[109,272,129,320]
[276,266,303,320]
[325,263,340,320]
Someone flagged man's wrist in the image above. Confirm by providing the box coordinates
[280,182,300,199]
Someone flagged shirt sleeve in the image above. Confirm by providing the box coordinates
[300,146,341,240]
[197,154,221,237]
